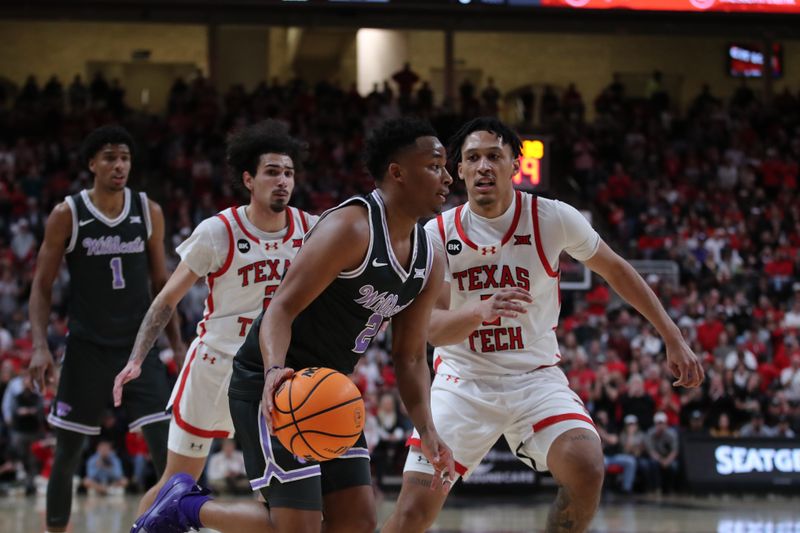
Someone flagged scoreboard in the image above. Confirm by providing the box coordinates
[513,136,550,192]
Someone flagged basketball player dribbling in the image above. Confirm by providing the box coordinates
[382,117,705,533]
[113,120,316,516]
[28,125,184,533]
[132,117,455,533]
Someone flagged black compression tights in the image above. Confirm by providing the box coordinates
[46,421,170,529]
[140,419,169,476]
[46,428,87,529]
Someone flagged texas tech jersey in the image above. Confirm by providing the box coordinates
[229,190,434,401]
[64,188,153,347]
[427,190,599,379]
[195,205,313,356]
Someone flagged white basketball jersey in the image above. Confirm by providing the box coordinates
[430,191,596,379]
[197,206,312,356]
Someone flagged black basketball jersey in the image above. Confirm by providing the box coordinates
[64,188,153,347]
[229,190,434,401]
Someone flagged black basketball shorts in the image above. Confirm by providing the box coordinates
[48,336,171,435]
[229,396,371,511]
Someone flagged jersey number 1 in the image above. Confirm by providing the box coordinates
[110,257,125,290]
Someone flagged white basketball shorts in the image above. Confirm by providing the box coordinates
[167,337,235,458]
[405,365,597,478]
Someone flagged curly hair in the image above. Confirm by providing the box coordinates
[447,116,522,168]
[80,125,135,167]
[364,117,438,181]
[226,120,307,194]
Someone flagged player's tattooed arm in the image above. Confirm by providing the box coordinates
[128,301,174,364]
[128,262,200,365]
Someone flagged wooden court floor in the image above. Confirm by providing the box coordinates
[1,491,798,532]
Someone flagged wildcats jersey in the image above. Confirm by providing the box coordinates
[426,190,600,379]
[64,188,153,347]
[229,190,434,401]
[192,206,313,356]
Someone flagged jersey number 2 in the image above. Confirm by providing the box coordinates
[263,285,277,311]
[353,313,382,354]
[109,257,125,290]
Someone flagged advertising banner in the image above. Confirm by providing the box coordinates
[682,436,800,490]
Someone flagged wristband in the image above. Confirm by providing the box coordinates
[264,365,283,379]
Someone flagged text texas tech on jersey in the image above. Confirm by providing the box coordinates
[433,191,564,379]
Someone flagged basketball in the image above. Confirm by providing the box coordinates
[271,367,365,462]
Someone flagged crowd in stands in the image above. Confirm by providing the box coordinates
[0,64,798,496]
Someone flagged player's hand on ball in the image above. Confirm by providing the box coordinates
[112,361,142,407]
[474,287,532,323]
[420,430,455,494]
[666,337,705,388]
[263,366,295,432]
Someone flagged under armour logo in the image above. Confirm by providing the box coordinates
[202,354,216,365]
[190,442,204,450]
[265,242,279,251]
[445,375,460,384]
[480,246,497,256]
[292,239,303,248]
[513,234,531,246]
[416,454,430,464]
[414,268,425,279]
[130,216,142,224]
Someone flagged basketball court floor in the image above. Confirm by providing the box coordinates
[1,492,799,533]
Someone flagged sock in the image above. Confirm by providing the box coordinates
[178,488,213,530]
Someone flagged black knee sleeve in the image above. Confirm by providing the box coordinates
[47,429,88,528]
[141,420,170,476]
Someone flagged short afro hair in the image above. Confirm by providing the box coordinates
[447,117,522,168]
[226,120,307,193]
[80,125,135,167]
[364,118,438,181]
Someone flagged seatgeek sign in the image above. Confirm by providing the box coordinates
[683,437,800,490]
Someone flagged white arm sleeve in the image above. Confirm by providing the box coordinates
[423,218,450,282]
[554,200,601,262]
[175,217,227,277]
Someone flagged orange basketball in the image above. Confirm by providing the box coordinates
[271,367,365,462]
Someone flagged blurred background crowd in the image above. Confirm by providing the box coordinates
[0,64,798,497]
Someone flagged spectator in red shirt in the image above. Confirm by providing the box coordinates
[696,310,724,352]
[607,162,633,203]
[126,429,152,492]
[585,282,610,317]
[603,348,629,380]
[567,352,596,403]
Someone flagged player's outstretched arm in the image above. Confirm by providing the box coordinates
[145,199,186,365]
[583,240,704,388]
[28,202,72,392]
[259,206,369,424]
[113,261,200,406]
[428,284,532,347]
[391,252,455,492]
